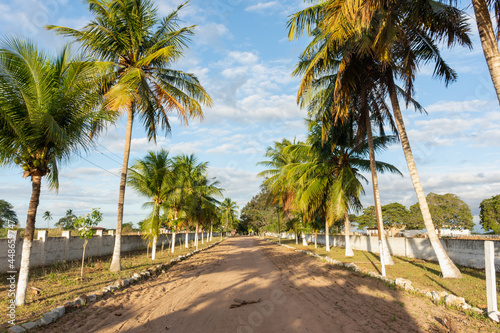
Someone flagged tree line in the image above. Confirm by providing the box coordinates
[0,1,214,306]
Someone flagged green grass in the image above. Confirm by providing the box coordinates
[0,238,220,328]
[267,237,499,310]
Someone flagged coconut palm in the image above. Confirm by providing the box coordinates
[48,0,213,271]
[43,211,52,233]
[188,176,222,250]
[0,38,108,305]
[470,0,500,103]
[286,120,401,257]
[172,154,222,249]
[220,198,239,236]
[289,0,470,278]
[127,149,173,260]
[294,39,400,266]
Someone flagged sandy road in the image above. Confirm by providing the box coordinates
[39,237,494,332]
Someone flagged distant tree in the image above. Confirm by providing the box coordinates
[56,209,77,230]
[480,194,500,234]
[43,211,52,232]
[355,206,377,230]
[0,200,18,228]
[240,187,275,233]
[356,203,412,231]
[122,222,135,234]
[410,193,474,233]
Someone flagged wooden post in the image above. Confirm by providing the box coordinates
[485,241,499,322]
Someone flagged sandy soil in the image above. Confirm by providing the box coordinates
[38,237,497,332]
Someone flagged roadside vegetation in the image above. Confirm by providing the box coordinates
[0,238,220,329]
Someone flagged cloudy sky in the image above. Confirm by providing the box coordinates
[1,0,499,232]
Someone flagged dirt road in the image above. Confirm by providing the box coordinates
[39,237,494,332]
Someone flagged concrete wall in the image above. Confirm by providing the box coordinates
[0,230,216,273]
[275,233,500,272]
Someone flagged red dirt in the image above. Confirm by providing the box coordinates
[37,237,498,332]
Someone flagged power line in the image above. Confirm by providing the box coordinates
[93,147,123,165]
[76,153,121,179]
[97,142,123,161]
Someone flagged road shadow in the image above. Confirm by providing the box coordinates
[35,237,460,333]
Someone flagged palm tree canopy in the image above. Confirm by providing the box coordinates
[0,38,111,189]
[47,0,213,142]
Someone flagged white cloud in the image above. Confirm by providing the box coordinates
[424,99,493,113]
[245,1,279,13]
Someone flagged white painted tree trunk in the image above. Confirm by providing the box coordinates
[302,231,308,246]
[171,232,176,253]
[110,107,134,272]
[344,213,354,257]
[365,109,394,265]
[387,73,462,278]
[185,231,189,248]
[314,232,317,249]
[15,239,32,306]
[325,220,330,252]
[151,235,157,260]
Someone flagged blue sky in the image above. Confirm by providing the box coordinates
[1,0,499,232]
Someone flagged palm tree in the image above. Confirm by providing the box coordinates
[48,0,213,272]
[43,211,52,233]
[0,38,108,305]
[127,149,173,260]
[172,154,222,249]
[220,198,239,236]
[286,120,400,257]
[288,0,470,278]
[470,0,500,104]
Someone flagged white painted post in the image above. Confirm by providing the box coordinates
[485,241,499,322]
[37,230,47,267]
[62,230,70,262]
[96,230,103,257]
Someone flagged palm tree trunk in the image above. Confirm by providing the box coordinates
[151,235,157,260]
[365,110,394,265]
[387,72,462,278]
[16,174,42,306]
[325,218,330,251]
[472,0,500,105]
[110,107,134,272]
[171,232,176,253]
[195,220,199,250]
[185,228,189,248]
[210,222,213,241]
[302,231,307,246]
[314,231,317,249]
[344,213,354,257]
[81,239,88,279]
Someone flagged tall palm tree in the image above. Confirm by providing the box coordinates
[286,120,400,257]
[0,38,108,305]
[48,0,213,271]
[172,154,222,249]
[293,37,400,266]
[220,198,239,236]
[43,211,53,233]
[470,0,500,104]
[127,149,173,260]
[289,0,471,278]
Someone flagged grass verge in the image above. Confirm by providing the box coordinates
[266,237,499,311]
[0,238,222,329]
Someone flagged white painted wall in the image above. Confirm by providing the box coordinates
[278,233,500,272]
[0,231,213,273]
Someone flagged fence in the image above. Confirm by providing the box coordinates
[1,230,216,273]
[272,232,500,272]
